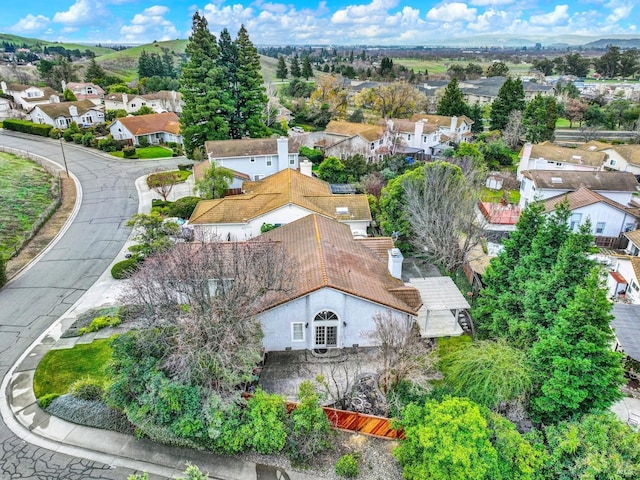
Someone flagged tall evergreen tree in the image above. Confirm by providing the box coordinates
[234,25,269,138]
[218,28,240,137]
[523,94,557,143]
[489,77,525,131]
[529,268,625,423]
[290,55,301,78]
[301,56,313,80]
[276,55,288,80]
[436,78,469,117]
[84,57,106,83]
[179,11,232,158]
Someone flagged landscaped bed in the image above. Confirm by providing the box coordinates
[109,145,174,159]
[0,152,59,260]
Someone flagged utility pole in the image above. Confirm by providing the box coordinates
[59,137,69,177]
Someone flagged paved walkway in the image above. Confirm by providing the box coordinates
[1,171,315,479]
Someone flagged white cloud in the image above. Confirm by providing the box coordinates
[529,5,570,26]
[331,0,400,24]
[53,0,104,26]
[9,14,51,33]
[604,0,633,24]
[467,8,511,32]
[469,0,513,5]
[120,5,179,42]
[202,3,256,31]
[426,3,477,23]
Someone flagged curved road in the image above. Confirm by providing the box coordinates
[0,131,182,479]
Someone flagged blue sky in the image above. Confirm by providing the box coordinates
[1,1,638,46]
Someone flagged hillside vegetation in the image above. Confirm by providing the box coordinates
[0,33,114,56]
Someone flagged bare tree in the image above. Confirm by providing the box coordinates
[315,361,361,410]
[579,124,603,142]
[120,240,293,393]
[365,310,433,395]
[404,160,485,273]
[147,171,180,202]
[502,110,524,150]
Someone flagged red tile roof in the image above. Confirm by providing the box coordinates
[115,112,180,135]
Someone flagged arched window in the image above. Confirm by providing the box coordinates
[314,310,338,350]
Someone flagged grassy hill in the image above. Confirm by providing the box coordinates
[95,39,188,79]
[0,33,114,56]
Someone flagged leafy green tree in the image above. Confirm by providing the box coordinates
[594,45,621,79]
[523,94,557,143]
[125,212,179,257]
[378,165,425,241]
[480,140,515,168]
[465,62,484,78]
[240,389,287,454]
[486,62,509,77]
[301,56,313,80]
[437,78,469,117]
[489,77,525,131]
[179,11,231,158]
[529,269,625,424]
[619,48,640,79]
[531,58,555,76]
[84,57,106,83]
[195,163,234,199]
[62,88,77,101]
[276,55,288,80]
[439,340,533,410]
[234,25,269,138]
[317,156,346,183]
[395,397,499,480]
[541,413,640,479]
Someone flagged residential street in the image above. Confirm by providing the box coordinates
[0,131,182,479]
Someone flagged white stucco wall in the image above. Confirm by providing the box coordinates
[216,155,299,181]
[562,203,637,237]
[604,150,640,175]
[259,287,414,352]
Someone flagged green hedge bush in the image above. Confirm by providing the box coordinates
[122,146,137,158]
[111,258,140,279]
[166,196,201,219]
[78,315,121,335]
[335,454,359,478]
[2,119,53,137]
[69,377,105,401]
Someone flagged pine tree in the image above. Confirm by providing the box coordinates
[301,56,313,80]
[84,57,106,83]
[218,28,240,137]
[290,55,301,78]
[489,77,525,131]
[276,55,288,80]
[529,268,625,423]
[234,25,268,138]
[436,78,469,117]
[179,11,232,158]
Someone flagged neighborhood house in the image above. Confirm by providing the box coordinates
[109,112,182,146]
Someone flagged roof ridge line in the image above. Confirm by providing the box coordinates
[313,215,329,286]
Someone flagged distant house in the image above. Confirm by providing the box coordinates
[103,91,183,114]
[517,142,606,181]
[318,120,386,161]
[62,81,105,105]
[385,116,469,157]
[541,186,639,247]
[29,100,105,129]
[254,214,423,352]
[459,76,556,106]
[1,81,59,110]
[109,112,182,146]
[409,114,474,144]
[189,168,372,240]
[519,170,639,209]
[203,137,300,187]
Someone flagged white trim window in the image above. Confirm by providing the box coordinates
[291,322,305,342]
[595,222,606,234]
[266,157,272,167]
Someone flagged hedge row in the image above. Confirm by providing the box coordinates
[2,119,53,137]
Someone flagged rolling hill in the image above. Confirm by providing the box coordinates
[0,33,115,56]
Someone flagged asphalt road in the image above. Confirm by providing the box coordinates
[0,131,182,479]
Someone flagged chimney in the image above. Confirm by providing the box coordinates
[171,90,177,101]
[1,81,7,94]
[122,92,129,107]
[414,120,424,147]
[299,159,313,177]
[277,136,289,171]
[61,80,67,92]
[450,115,458,135]
[517,142,534,181]
[387,248,404,280]
[68,105,78,118]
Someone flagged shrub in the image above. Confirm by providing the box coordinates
[62,128,75,142]
[0,257,6,288]
[49,128,63,139]
[240,389,287,454]
[2,119,53,137]
[166,196,201,219]
[177,163,193,171]
[138,136,150,147]
[47,395,134,434]
[97,136,125,152]
[37,393,61,409]
[78,314,121,335]
[335,454,359,478]
[81,131,94,146]
[111,257,140,279]
[122,146,137,158]
[69,377,105,400]
[72,133,83,144]
[300,146,324,165]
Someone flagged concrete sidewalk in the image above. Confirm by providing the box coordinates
[1,171,316,480]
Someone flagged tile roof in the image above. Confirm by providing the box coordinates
[541,186,639,216]
[35,99,101,118]
[324,120,384,142]
[255,214,421,315]
[388,119,438,134]
[189,168,371,224]
[205,137,299,158]
[576,140,613,152]
[520,141,606,167]
[355,237,395,263]
[115,112,180,135]
[624,229,640,247]
[523,170,639,192]
[410,114,474,128]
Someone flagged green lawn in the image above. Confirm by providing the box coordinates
[33,338,113,398]
[555,118,571,128]
[0,152,58,259]
[393,58,533,76]
[110,146,174,159]
[147,169,192,187]
[480,187,520,204]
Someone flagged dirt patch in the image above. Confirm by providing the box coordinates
[6,174,77,279]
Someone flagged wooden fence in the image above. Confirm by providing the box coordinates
[286,402,404,440]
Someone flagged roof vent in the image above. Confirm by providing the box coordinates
[336,206,349,215]
[551,177,563,184]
